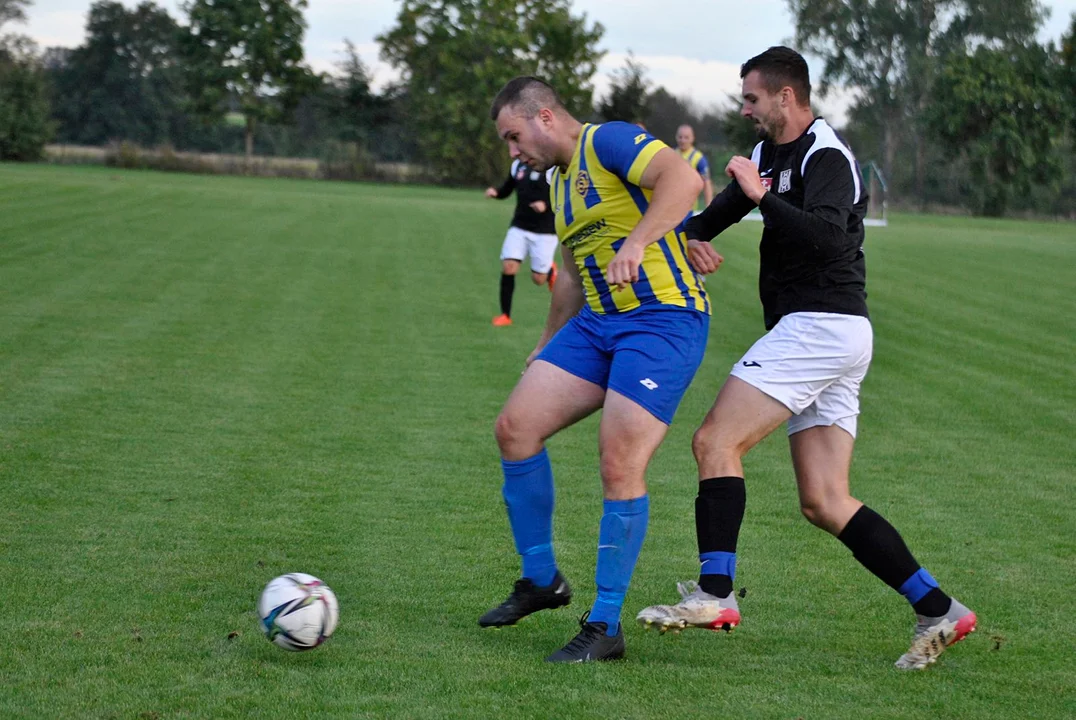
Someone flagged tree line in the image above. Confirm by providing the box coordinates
[1,0,1074,217]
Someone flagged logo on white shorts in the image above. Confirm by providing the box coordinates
[741,361,761,368]
[640,378,659,390]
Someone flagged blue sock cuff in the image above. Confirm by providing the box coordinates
[501,448,549,477]
[603,495,649,515]
[898,568,939,604]
[588,599,624,635]
[699,551,736,579]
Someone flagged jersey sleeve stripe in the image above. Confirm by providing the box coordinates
[801,119,862,204]
[622,180,650,217]
[626,141,664,186]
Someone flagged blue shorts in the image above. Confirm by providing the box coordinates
[536,305,709,424]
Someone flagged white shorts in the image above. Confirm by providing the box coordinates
[500,226,559,274]
[729,312,873,437]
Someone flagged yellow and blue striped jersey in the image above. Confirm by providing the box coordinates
[551,122,710,315]
[679,146,711,180]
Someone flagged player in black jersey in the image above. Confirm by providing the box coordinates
[485,159,558,327]
[636,47,976,670]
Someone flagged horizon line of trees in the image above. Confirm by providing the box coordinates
[1,0,1074,217]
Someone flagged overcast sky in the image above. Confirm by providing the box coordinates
[22,0,1076,125]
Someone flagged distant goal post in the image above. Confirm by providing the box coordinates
[863,161,888,227]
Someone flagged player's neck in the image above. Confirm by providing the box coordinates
[775,109,816,144]
[555,117,584,171]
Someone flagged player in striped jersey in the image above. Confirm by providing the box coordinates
[675,124,713,210]
[478,76,715,663]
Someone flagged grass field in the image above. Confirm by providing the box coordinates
[1,164,1074,719]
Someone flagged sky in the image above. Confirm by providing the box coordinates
[21,0,1076,126]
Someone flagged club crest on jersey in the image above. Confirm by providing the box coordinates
[575,171,591,197]
[760,177,773,191]
[778,169,792,193]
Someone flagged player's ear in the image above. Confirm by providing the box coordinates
[538,107,555,128]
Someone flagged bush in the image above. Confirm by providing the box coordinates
[102,141,320,178]
[0,50,53,161]
[52,140,440,186]
[319,140,376,181]
[105,140,144,169]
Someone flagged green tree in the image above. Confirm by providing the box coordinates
[1061,14,1076,134]
[720,95,760,154]
[0,0,51,160]
[789,0,1045,202]
[0,0,30,28]
[926,42,1067,216]
[324,40,386,145]
[644,87,697,145]
[378,0,604,184]
[184,0,314,160]
[48,1,186,147]
[0,36,52,160]
[596,52,650,124]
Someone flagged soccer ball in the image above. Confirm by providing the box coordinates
[257,573,339,651]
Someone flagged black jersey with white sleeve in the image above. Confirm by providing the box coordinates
[493,160,556,234]
[686,118,869,330]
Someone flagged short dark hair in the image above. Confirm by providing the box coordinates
[740,46,811,106]
[490,76,565,121]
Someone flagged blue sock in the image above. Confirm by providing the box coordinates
[898,568,939,605]
[700,551,736,582]
[501,449,557,587]
[590,495,650,636]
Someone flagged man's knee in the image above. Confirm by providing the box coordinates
[494,411,524,453]
[800,500,827,528]
[599,444,654,499]
[598,451,644,493]
[799,494,857,534]
[599,452,627,485]
[692,423,744,466]
[531,273,547,286]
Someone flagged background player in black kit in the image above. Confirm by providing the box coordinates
[485,159,558,327]
[636,46,977,670]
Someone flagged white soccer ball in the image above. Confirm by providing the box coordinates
[257,573,339,651]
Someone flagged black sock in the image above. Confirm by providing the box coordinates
[696,476,746,598]
[837,506,952,616]
[499,273,515,317]
[912,588,952,617]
